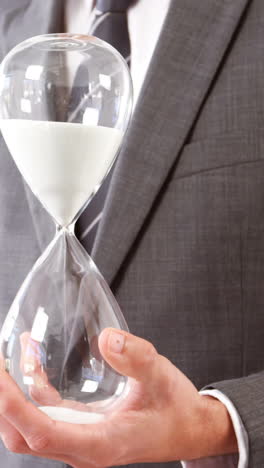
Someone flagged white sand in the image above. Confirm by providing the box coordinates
[39,406,105,424]
[0,119,122,226]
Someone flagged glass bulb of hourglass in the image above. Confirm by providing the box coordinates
[0,34,132,423]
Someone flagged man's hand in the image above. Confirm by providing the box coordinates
[0,329,238,467]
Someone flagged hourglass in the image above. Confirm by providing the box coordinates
[0,34,132,423]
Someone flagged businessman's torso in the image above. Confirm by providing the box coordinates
[0,0,263,467]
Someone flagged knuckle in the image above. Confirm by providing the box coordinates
[27,432,50,452]
[3,436,27,454]
[142,341,157,365]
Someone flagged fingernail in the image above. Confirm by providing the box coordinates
[108,331,125,354]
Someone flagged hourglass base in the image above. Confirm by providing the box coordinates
[0,229,129,423]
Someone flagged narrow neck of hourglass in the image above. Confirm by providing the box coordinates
[56,221,76,235]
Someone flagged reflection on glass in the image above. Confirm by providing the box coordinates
[0,34,133,424]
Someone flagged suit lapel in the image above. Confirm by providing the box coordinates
[0,0,65,250]
[92,0,250,284]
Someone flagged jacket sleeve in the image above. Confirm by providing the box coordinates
[182,389,248,468]
[205,372,264,466]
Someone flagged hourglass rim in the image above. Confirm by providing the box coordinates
[0,33,131,73]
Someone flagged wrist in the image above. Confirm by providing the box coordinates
[193,394,238,460]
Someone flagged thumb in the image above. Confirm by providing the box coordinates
[98,328,158,382]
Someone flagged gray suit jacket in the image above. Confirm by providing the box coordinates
[0,0,264,466]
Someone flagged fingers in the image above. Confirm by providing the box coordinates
[0,415,71,464]
[0,329,164,465]
[0,370,109,458]
[20,332,43,376]
[0,370,56,452]
[20,332,62,406]
[98,328,159,383]
[0,418,65,462]
[0,412,92,467]
[0,415,29,454]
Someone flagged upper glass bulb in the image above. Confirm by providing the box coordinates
[0,33,132,226]
[0,34,133,424]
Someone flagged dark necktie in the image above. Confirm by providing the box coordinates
[75,0,135,254]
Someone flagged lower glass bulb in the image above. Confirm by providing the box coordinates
[0,230,129,424]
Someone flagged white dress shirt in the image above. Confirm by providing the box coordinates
[66,1,248,467]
